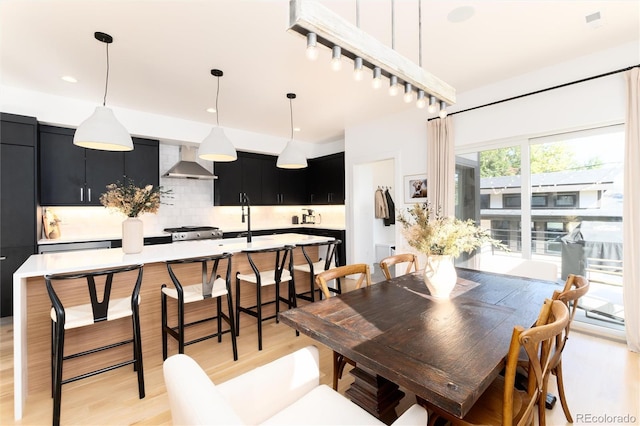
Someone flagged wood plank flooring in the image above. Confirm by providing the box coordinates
[1,307,638,425]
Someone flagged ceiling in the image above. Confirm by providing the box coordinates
[1,1,638,144]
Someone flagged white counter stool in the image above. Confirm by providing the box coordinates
[236,245,297,350]
[161,253,237,361]
[294,239,341,302]
[45,264,145,426]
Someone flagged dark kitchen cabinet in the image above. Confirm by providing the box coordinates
[214,151,307,206]
[308,152,344,205]
[39,125,159,206]
[1,113,38,317]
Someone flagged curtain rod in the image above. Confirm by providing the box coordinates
[428,64,640,121]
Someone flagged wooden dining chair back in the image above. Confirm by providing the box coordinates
[315,263,371,390]
[379,253,419,280]
[539,274,590,425]
[294,239,342,302]
[315,263,371,299]
[425,298,570,426]
[161,253,237,361]
[45,264,145,426]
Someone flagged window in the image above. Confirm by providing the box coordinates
[555,193,577,207]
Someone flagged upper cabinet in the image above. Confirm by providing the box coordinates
[39,125,159,206]
[307,152,345,205]
[214,151,344,206]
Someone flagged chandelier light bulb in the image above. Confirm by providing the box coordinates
[428,95,437,113]
[372,67,382,89]
[439,100,448,118]
[305,32,319,60]
[389,76,399,96]
[416,90,426,109]
[403,83,413,103]
[331,45,342,71]
[353,57,364,81]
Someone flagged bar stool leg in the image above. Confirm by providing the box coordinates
[161,290,168,360]
[225,292,239,361]
[177,294,185,354]
[257,284,263,351]
[235,274,241,336]
[52,321,65,426]
[131,305,145,398]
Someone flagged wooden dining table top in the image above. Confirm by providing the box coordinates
[278,267,561,419]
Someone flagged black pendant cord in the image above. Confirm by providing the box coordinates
[103,42,110,107]
[289,97,294,141]
[428,64,640,121]
[418,0,422,67]
[215,76,220,127]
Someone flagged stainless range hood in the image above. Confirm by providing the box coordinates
[163,146,216,180]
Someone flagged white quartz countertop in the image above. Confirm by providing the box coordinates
[18,233,333,279]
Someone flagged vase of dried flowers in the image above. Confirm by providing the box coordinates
[399,203,507,299]
[100,179,170,254]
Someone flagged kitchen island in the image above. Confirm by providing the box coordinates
[12,233,333,420]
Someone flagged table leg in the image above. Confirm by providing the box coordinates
[345,364,405,425]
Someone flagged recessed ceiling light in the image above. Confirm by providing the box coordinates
[447,5,475,23]
[294,127,301,132]
[61,75,77,83]
[206,107,216,113]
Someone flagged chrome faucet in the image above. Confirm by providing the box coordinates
[241,193,252,243]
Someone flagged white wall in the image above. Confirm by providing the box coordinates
[345,41,639,266]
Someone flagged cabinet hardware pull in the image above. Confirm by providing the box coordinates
[0,256,7,261]
[88,188,92,202]
[80,187,84,202]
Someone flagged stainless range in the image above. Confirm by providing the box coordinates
[164,226,223,242]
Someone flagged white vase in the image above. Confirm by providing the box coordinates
[424,255,457,299]
[122,217,144,254]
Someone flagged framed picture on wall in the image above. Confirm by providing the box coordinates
[404,174,428,204]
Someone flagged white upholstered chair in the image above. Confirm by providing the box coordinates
[163,345,428,425]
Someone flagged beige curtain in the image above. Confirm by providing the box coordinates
[426,117,455,216]
[623,68,640,353]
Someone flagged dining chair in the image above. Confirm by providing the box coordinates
[379,253,419,280]
[315,263,371,390]
[161,253,238,361]
[45,264,145,426]
[538,274,590,426]
[423,298,570,426]
[294,239,341,302]
[236,245,297,350]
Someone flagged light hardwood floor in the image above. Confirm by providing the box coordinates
[1,312,638,425]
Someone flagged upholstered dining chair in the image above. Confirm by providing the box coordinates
[294,239,341,302]
[161,253,237,361]
[424,298,570,426]
[379,253,419,280]
[45,264,145,426]
[163,345,429,425]
[538,274,590,426]
[315,263,371,390]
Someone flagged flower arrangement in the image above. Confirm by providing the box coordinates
[100,179,171,218]
[398,203,507,258]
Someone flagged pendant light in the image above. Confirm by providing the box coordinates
[198,69,237,162]
[73,32,133,151]
[277,93,307,169]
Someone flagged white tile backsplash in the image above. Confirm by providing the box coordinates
[41,144,345,242]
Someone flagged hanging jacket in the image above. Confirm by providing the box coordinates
[374,188,389,219]
[383,189,395,226]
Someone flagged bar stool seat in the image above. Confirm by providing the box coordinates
[236,245,297,350]
[45,263,145,426]
[161,253,237,361]
[294,239,341,302]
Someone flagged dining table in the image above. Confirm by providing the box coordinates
[278,267,561,423]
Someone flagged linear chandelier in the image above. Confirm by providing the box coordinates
[288,0,456,117]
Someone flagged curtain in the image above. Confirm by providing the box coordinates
[623,67,640,353]
[426,116,455,216]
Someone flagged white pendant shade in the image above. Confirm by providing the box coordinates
[277,140,307,169]
[73,106,133,151]
[198,127,237,162]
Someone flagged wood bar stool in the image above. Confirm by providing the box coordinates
[236,245,297,350]
[45,264,145,426]
[161,253,237,361]
[294,239,341,302]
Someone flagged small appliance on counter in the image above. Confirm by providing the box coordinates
[164,226,223,242]
[301,209,321,225]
